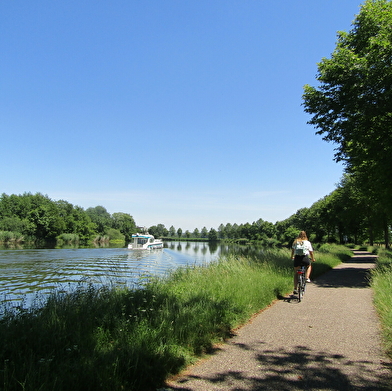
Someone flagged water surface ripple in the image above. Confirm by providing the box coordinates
[0,242,224,307]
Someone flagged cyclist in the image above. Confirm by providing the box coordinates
[291,231,316,294]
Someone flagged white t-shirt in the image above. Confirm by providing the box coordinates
[292,239,313,256]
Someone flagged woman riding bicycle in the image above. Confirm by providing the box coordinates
[291,231,315,294]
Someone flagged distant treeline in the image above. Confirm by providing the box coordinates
[1,174,391,248]
[0,193,136,245]
[150,173,391,248]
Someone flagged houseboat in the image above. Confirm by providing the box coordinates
[127,233,163,250]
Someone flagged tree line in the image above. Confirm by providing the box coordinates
[0,193,136,245]
[0,179,390,247]
[150,173,390,248]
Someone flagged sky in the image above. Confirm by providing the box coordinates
[1,0,363,231]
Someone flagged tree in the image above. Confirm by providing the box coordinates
[0,216,32,235]
[148,223,168,239]
[56,201,96,241]
[303,0,392,233]
[255,218,276,239]
[86,206,112,234]
[112,212,136,242]
[169,226,176,237]
[218,224,226,239]
[28,203,65,240]
[225,223,234,239]
[177,228,182,238]
[208,228,218,241]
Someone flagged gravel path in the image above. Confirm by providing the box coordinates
[164,250,392,391]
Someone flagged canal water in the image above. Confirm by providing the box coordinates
[0,241,249,308]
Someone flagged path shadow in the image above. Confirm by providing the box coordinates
[346,251,378,264]
[166,344,392,390]
[314,266,373,288]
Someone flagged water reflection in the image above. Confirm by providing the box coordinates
[0,242,212,307]
[0,241,269,309]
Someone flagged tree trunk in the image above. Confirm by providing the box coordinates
[383,219,390,249]
[368,223,374,246]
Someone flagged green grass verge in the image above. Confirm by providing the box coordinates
[371,248,392,358]
[0,246,348,391]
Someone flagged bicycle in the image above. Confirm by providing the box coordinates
[296,265,307,302]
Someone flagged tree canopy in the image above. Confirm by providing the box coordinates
[0,193,136,244]
[303,0,392,245]
[303,0,392,170]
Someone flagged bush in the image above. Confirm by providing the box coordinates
[0,230,24,243]
[105,228,125,242]
[57,233,80,244]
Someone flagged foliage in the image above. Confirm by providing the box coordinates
[0,230,24,243]
[112,212,137,242]
[105,228,125,242]
[169,225,176,237]
[85,206,112,234]
[0,193,136,245]
[56,233,80,245]
[303,0,392,246]
[148,223,168,239]
[208,227,218,241]
[200,226,208,238]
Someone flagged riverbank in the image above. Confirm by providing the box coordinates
[0,245,350,391]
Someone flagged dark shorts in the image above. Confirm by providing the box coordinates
[294,255,311,267]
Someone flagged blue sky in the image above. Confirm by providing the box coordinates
[1,0,361,231]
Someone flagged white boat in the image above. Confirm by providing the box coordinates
[127,233,163,250]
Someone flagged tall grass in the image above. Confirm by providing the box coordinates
[0,230,24,244]
[56,233,80,245]
[371,248,392,358]
[0,246,348,391]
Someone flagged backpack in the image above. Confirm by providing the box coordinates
[294,240,306,256]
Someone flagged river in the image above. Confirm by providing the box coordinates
[0,241,251,308]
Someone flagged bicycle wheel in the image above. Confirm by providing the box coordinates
[297,275,303,302]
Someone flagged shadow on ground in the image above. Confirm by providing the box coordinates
[313,250,377,289]
[346,252,378,264]
[167,343,392,391]
[313,266,373,288]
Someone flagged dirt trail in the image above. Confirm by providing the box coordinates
[164,250,392,391]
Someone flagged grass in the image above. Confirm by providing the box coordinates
[371,248,392,358]
[0,246,349,391]
[0,231,24,244]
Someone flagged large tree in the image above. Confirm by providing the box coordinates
[112,212,137,242]
[85,206,112,234]
[303,0,392,220]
